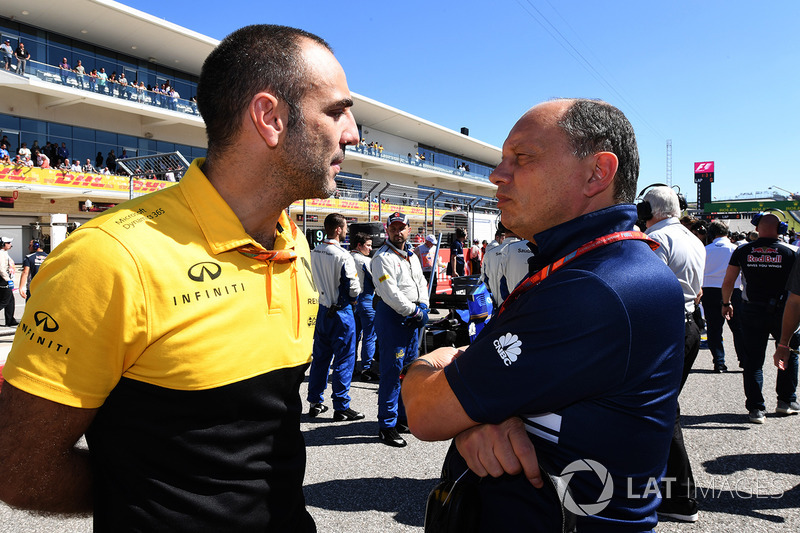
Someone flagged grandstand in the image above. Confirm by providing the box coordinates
[0,0,500,261]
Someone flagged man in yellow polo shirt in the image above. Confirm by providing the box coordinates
[0,25,359,532]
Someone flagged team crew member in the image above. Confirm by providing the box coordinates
[701,221,745,372]
[18,239,48,300]
[498,236,535,302]
[372,212,429,447]
[414,234,438,295]
[350,232,378,380]
[722,212,799,423]
[307,213,364,421]
[0,237,15,327]
[774,259,800,374]
[0,25,359,531]
[402,99,684,531]
[641,185,705,523]
[449,227,466,277]
[485,224,506,253]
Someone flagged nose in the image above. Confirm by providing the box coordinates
[340,110,359,147]
[489,158,512,186]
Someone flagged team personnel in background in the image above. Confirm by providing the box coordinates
[307,213,364,421]
[414,234,438,295]
[403,99,683,531]
[498,235,534,303]
[485,223,506,253]
[372,212,429,448]
[701,221,745,372]
[722,212,799,424]
[350,231,378,381]
[449,227,466,277]
[0,24,359,531]
[468,239,482,275]
[774,259,800,375]
[641,185,705,523]
[0,237,16,327]
[18,239,48,300]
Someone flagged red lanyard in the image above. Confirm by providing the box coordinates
[497,231,658,317]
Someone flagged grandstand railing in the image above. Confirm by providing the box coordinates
[24,60,200,117]
[345,145,492,184]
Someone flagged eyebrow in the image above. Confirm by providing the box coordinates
[328,98,354,110]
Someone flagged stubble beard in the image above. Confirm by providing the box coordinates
[279,120,339,200]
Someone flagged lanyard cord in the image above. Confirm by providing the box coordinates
[497,231,658,317]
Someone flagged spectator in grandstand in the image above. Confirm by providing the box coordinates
[57,143,70,167]
[95,151,104,169]
[59,57,71,85]
[0,24,359,531]
[58,158,70,170]
[83,159,95,173]
[17,142,31,161]
[0,143,8,164]
[106,149,116,172]
[70,160,82,172]
[88,68,98,91]
[74,60,86,89]
[35,150,50,168]
[14,42,29,75]
[0,39,12,71]
[22,155,33,168]
[97,67,108,93]
[118,72,129,98]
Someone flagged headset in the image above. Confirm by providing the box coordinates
[32,240,41,250]
[636,183,688,221]
[751,208,789,234]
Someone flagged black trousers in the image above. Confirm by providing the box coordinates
[0,286,13,325]
[662,314,700,502]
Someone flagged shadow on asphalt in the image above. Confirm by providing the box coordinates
[693,453,800,523]
[681,412,753,431]
[304,476,437,527]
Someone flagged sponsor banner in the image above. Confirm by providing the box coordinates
[0,165,174,195]
[289,196,451,219]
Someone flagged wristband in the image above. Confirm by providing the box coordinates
[721,302,732,307]
[778,344,791,350]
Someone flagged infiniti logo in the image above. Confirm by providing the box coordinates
[188,262,222,282]
[33,311,59,332]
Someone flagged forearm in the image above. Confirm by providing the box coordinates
[779,294,800,345]
[2,446,93,513]
[401,348,476,441]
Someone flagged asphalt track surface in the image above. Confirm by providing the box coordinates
[1,307,799,532]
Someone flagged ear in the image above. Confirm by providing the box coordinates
[584,151,618,198]
[249,92,285,148]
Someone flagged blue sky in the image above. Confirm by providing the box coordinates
[128,0,799,202]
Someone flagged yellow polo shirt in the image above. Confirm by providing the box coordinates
[3,158,319,529]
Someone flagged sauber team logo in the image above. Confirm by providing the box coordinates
[33,311,59,332]
[188,262,222,282]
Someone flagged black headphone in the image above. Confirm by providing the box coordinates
[751,208,789,234]
[636,183,688,221]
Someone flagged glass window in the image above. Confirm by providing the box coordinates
[0,114,21,131]
[73,141,95,165]
[48,123,72,141]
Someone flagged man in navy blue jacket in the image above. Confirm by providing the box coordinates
[403,99,684,532]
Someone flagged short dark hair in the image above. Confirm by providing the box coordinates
[707,220,729,239]
[455,227,466,239]
[324,213,346,237]
[197,25,331,159]
[350,232,370,248]
[557,99,639,204]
